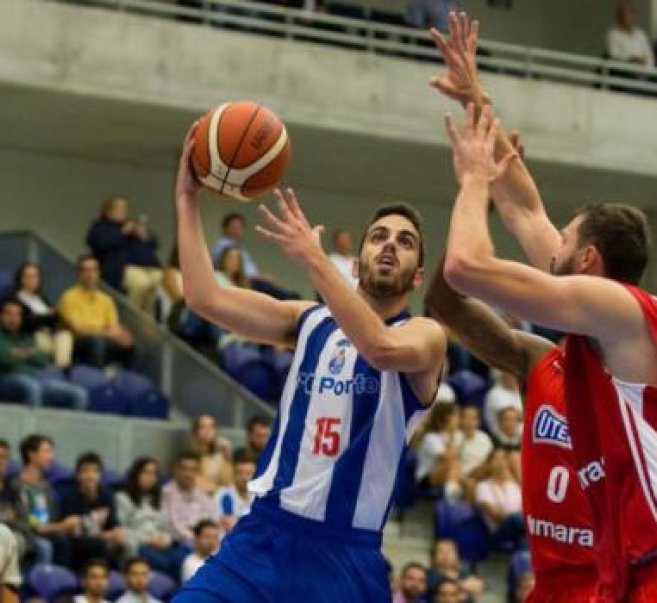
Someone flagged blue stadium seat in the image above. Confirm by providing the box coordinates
[69,364,109,390]
[235,360,281,404]
[43,459,74,486]
[148,570,177,601]
[128,387,170,420]
[113,370,153,399]
[435,499,490,566]
[6,458,21,478]
[107,569,126,599]
[222,343,261,376]
[27,564,78,601]
[87,383,129,415]
[0,268,13,303]
[101,466,123,488]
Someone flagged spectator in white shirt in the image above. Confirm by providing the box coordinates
[606,4,654,67]
[181,520,221,583]
[458,405,493,497]
[475,449,524,549]
[415,404,462,488]
[484,370,522,440]
[328,229,358,288]
[215,453,256,533]
[116,557,162,603]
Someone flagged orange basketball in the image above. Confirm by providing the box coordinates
[191,101,291,201]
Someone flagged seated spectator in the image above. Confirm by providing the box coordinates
[189,415,232,494]
[606,4,654,67]
[475,449,524,550]
[494,407,522,452]
[328,229,358,288]
[59,452,127,570]
[86,197,163,314]
[13,263,73,368]
[0,524,20,603]
[428,539,484,601]
[116,457,187,579]
[181,520,220,583]
[211,213,299,301]
[484,369,522,440]
[162,452,218,548]
[406,0,463,33]
[214,245,249,289]
[234,415,272,462]
[414,404,462,493]
[215,452,256,533]
[457,405,493,500]
[15,434,77,566]
[0,299,87,410]
[516,571,535,602]
[68,559,111,603]
[432,578,462,603]
[116,557,162,603]
[0,440,30,562]
[59,256,134,368]
[392,562,428,603]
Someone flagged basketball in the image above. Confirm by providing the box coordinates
[191,101,291,201]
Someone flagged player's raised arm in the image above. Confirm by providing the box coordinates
[442,106,646,365]
[429,11,560,271]
[425,257,552,382]
[175,125,312,347]
[256,190,446,389]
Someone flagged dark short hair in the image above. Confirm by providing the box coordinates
[83,558,110,576]
[77,254,98,270]
[0,298,22,313]
[19,434,53,465]
[75,452,103,473]
[401,562,427,577]
[233,450,257,467]
[247,415,272,432]
[122,457,162,508]
[0,439,9,451]
[574,203,650,285]
[124,556,150,573]
[193,519,218,538]
[176,451,201,465]
[222,213,246,230]
[358,202,425,267]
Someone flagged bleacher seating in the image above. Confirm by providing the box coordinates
[27,564,78,601]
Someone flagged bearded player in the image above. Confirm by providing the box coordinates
[442,79,657,603]
[172,126,446,603]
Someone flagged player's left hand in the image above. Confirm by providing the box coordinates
[256,188,325,265]
[445,103,517,184]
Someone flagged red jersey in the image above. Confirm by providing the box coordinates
[565,285,657,603]
[522,347,597,595]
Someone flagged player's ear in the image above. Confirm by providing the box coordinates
[580,244,601,275]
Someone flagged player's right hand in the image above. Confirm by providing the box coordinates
[175,121,202,202]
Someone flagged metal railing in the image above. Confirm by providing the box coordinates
[0,230,274,427]
[50,0,657,95]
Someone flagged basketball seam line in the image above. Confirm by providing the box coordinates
[221,104,262,194]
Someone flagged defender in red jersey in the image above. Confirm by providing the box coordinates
[426,263,597,602]
[436,45,657,603]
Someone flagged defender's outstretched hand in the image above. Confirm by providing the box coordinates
[429,11,489,106]
[445,104,517,184]
[175,122,202,202]
[257,188,325,264]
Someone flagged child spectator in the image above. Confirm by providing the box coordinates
[116,457,187,579]
[162,452,217,547]
[188,415,232,494]
[215,452,256,533]
[180,520,220,583]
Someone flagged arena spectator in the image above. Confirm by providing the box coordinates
[215,452,256,533]
[180,520,220,583]
[432,578,462,603]
[214,245,249,289]
[475,449,524,550]
[86,197,163,314]
[0,441,30,562]
[328,229,358,288]
[234,415,272,461]
[69,559,111,603]
[116,457,187,579]
[13,263,73,368]
[15,434,76,566]
[516,571,535,602]
[59,452,126,570]
[59,255,134,368]
[0,299,87,410]
[406,0,463,33]
[189,415,232,494]
[116,557,162,603]
[428,539,484,601]
[494,406,522,452]
[484,369,522,440]
[457,405,493,500]
[162,452,218,547]
[0,524,20,603]
[606,4,654,67]
[392,562,428,603]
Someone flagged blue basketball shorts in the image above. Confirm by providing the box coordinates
[172,502,391,603]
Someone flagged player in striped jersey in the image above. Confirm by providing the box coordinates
[172,127,447,603]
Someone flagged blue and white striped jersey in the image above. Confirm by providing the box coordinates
[249,305,431,534]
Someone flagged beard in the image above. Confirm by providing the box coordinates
[550,253,575,276]
[358,261,416,299]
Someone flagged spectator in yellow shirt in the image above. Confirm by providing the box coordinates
[59,256,134,368]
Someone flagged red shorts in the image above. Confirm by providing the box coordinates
[527,584,596,603]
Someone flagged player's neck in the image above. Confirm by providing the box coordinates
[357,289,410,321]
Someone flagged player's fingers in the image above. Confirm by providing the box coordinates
[467,19,479,55]
[275,188,293,222]
[448,11,460,48]
[476,103,493,138]
[286,188,311,228]
[259,202,289,233]
[465,102,476,134]
[255,225,286,244]
[457,12,469,53]
[496,152,519,179]
[485,118,501,153]
[444,114,459,146]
